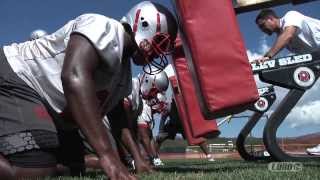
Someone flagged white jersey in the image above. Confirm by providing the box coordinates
[3,14,132,113]
[137,93,170,126]
[137,99,153,126]
[127,77,170,127]
[127,77,142,112]
[280,11,320,54]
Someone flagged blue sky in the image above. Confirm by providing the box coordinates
[0,0,319,138]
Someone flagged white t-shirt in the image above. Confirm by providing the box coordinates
[3,14,132,113]
[127,77,142,112]
[137,99,153,126]
[280,11,320,54]
[137,92,171,127]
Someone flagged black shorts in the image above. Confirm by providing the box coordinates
[0,49,85,171]
[163,120,185,140]
[164,100,185,140]
[5,148,58,168]
[0,48,60,167]
[0,49,57,137]
[2,129,85,170]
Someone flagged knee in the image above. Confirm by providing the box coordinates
[139,130,150,140]
[140,134,149,142]
[0,171,14,180]
[0,156,14,180]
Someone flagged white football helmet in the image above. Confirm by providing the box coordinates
[30,29,48,40]
[139,70,169,100]
[121,1,178,74]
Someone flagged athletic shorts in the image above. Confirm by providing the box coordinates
[137,100,153,129]
[2,129,85,171]
[0,48,60,167]
[162,122,183,140]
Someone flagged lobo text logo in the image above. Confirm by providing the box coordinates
[268,162,303,172]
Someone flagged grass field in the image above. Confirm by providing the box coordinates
[45,159,320,180]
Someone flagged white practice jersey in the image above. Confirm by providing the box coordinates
[3,14,132,113]
[127,77,142,112]
[280,11,320,53]
[127,77,170,126]
[137,99,153,125]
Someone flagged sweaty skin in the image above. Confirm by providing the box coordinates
[61,33,136,180]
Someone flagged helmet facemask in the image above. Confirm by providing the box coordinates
[122,1,177,75]
[142,32,173,75]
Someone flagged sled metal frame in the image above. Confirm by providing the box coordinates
[263,89,320,161]
[236,112,274,161]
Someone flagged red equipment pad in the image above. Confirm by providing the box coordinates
[174,0,259,118]
[169,77,206,145]
[171,39,220,139]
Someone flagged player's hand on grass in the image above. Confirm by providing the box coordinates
[100,153,137,180]
[135,159,154,174]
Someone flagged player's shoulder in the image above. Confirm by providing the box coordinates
[283,10,303,18]
[74,13,119,25]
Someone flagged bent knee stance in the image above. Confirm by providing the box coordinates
[0,154,14,180]
[0,130,60,178]
[0,149,58,179]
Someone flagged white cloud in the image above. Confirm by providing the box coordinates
[286,100,320,128]
[246,50,262,62]
[259,35,270,53]
[246,37,272,88]
[246,35,270,62]
[261,82,320,129]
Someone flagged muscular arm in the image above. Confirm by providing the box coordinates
[265,26,297,58]
[158,112,168,133]
[61,33,113,157]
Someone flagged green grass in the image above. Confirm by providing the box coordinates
[44,159,320,180]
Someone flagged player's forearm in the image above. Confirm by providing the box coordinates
[62,76,114,157]
[158,114,168,131]
[265,26,297,58]
[265,36,289,58]
[120,128,143,161]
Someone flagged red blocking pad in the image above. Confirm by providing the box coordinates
[171,39,220,139]
[169,77,206,145]
[173,0,259,119]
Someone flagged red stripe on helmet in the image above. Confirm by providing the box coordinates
[156,12,161,32]
[133,9,141,33]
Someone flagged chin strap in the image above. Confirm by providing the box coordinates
[143,58,167,75]
[142,33,173,75]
